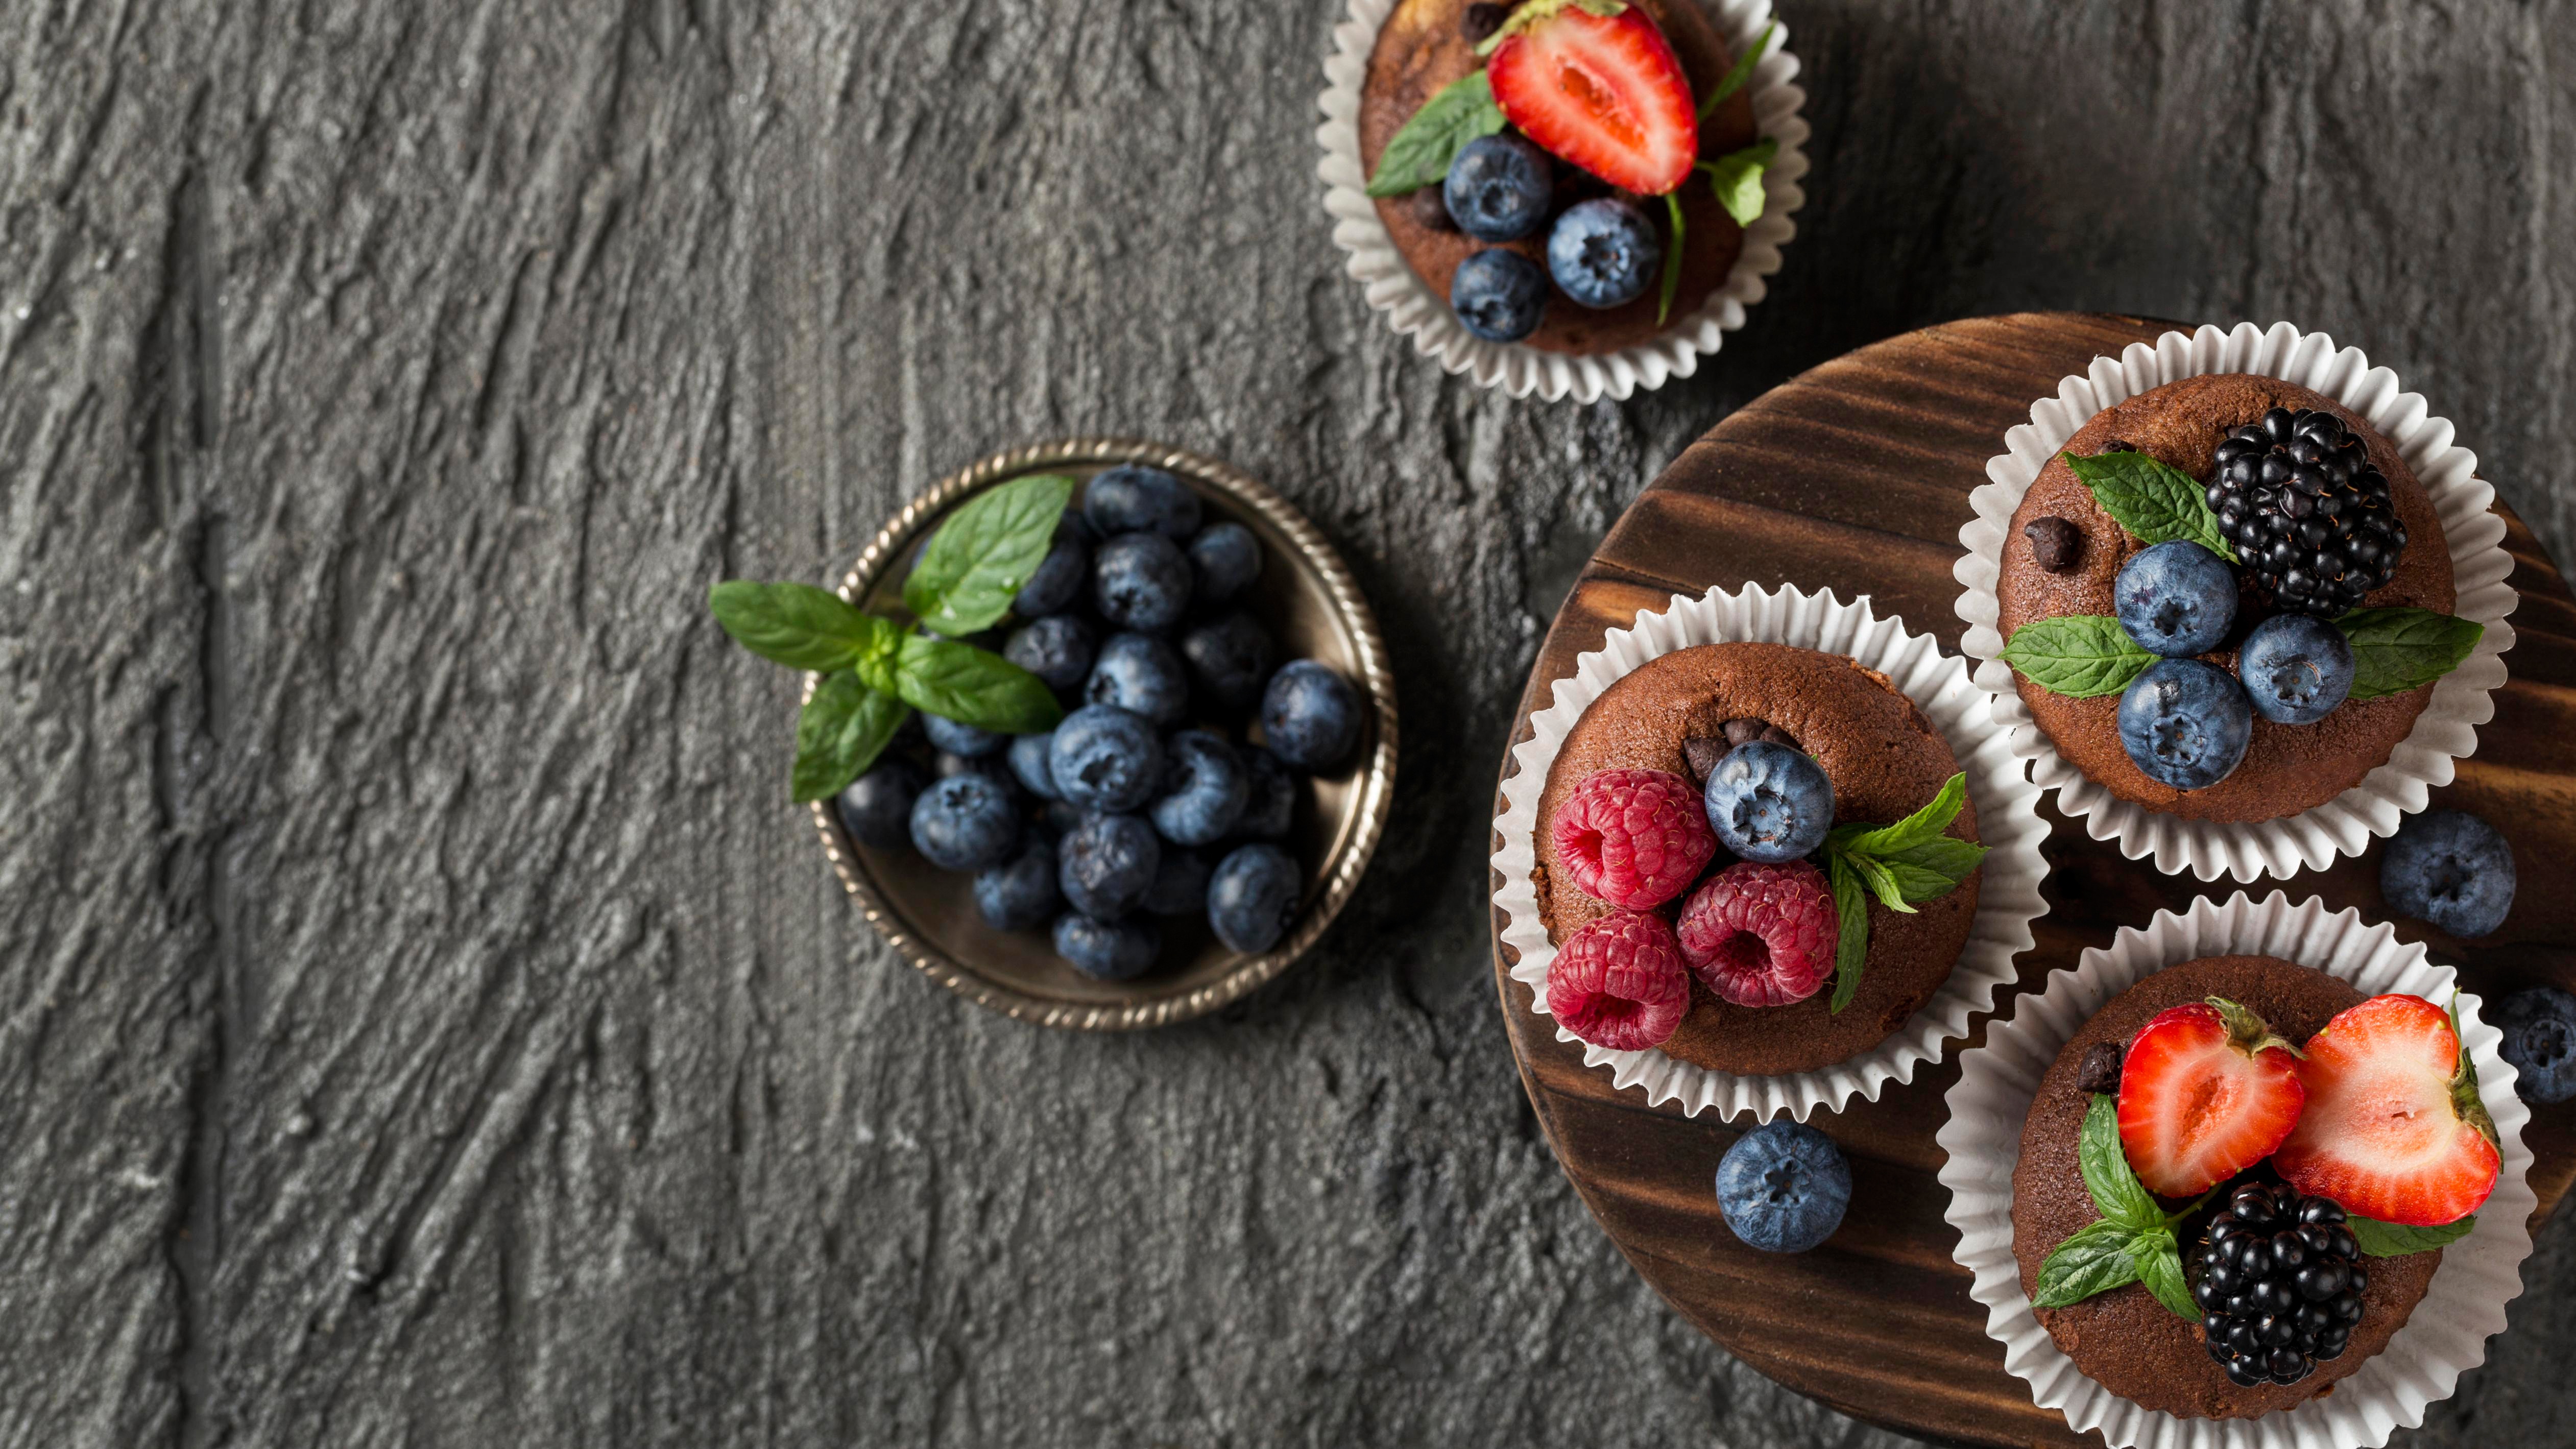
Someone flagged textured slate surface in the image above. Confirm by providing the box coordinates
[2,2,2570,1446]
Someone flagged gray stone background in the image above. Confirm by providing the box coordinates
[4,1,2571,1445]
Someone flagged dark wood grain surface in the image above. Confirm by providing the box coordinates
[1489,313,2576,1449]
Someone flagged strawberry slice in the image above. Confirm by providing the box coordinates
[2274,994,2500,1227]
[1485,1,1698,196]
[2116,996,2307,1197]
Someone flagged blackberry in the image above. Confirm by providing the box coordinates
[2191,1180,2367,1388]
[2206,407,2405,617]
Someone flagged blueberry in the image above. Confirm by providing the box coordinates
[2382,809,2516,938]
[1702,741,1833,863]
[1207,843,1302,955]
[1260,660,1362,773]
[1150,729,1249,847]
[907,773,1020,872]
[2238,612,2356,724]
[1007,730,1060,799]
[1004,614,1096,694]
[2116,659,2254,789]
[1013,509,1092,617]
[2114,540,2238,657]
[1141,848,1212,917]
[1181,612,1275,712]
[974,833,1061,932]
[2494,987,2576,1103]
[1082,464,1202,540]
[1048,705,1165,813]
[1058,812,1161,922]
[836,759,926,849]
[1442,132,1553,242]
[1716,1121,1851,1253]
[1545,197,1662,310]
[924,714,1004,758]
[1052,912,1161,981]
[1085,632,1190,726]
[934,749,1019,801]
[1233,746,1296,841]
[1187,520,1262,605]
[1092,530,1193,635]
[1449,249,1547,343]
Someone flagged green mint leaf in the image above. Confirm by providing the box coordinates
[1657,191,1686,326]
[2348,1213,2477,1257]
[1698,20,1774,118]
[893,634,1064,734]
[1827,853,1869,1013]
[790,672,910,803]
[2334,607,2484,702]
[709,581,893,673]
[2000,614,2158,698]
[1880,836,1988,900]
[1843,850,1916,916]
[1364,73,1507,197]
[2130,1228,2199,1321]
[903,473,1078,637]
[2032,1218,2142,1309]
[2079,1093,2161,1230]
[1840,772,1968,856]
[2060,450,2237,562]
[1476,0,1627,56]
[1701,139,1776,227]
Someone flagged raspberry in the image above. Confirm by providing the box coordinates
[1546,912,1690,1051]
[1675,861,1839,1008]
[1551,767,1717,910]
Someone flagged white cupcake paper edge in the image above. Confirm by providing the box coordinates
[1314,0,1810,403]
[1489,582,2050,1122]
[1951,322,2520,882]
[1936,891,2537,1449]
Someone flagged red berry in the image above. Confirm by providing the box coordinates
[1551,767,1718,910]
[1486,2,1699,196]
[2116,997,2306,1197]
[1674,860,1837,1008]
[2274,994,2500,1226]
[1546,911,1690,1051]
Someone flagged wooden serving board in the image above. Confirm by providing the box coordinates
[1487,313,2576,1449]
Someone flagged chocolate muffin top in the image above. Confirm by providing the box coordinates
[1534,642,1980,1075]
[1359,0,1762,355]
[1997,374,2453,822]
[2011,955,2441,1420]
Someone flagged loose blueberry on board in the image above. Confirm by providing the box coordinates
[1049,705,1165,814]
[2381,809,2517,938]
[1715,1121,1851,1254]
[1701,741,1833,864]
[1082,464,1202,540]
[1058,812,1162,922]
[1208,843,1302,955]
[1005,614,1096,694]
[1181,612,1275,712]
[1141,848,1212,917]
[1053,913,1162,981]
[1260,660,1363,772]
[1150,729,1249,847]
[2114,540,2238,657]
[924,713,1004,759]
[974,833,1062,932]
[2495,987,2576,1104]
[836,759,927,849]
[2238,612,2356,724]
[1187,521,1262,605]
[908,773,1020,872]
[1007,731,1060,800]
[1545,197,1661,309]
[1084,631,1190,726]
[1092,529,1194,635]
[2115,658,2254,789]
[1442,132,1554,243]
[1013,510,1092,617]
[1449,249,1548,343]
[1233,746,1296,841]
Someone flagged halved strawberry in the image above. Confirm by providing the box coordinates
[1485,1,1698,196]
[2273,994,2500,1227]
[2116,996,2307,1197]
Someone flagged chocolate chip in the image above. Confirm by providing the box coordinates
[2075,1042,2124,1096]
[1682,736,1728,782]
[1460,2,1509,42]
[2025,515,2084,573]
[1408,184,1457,232]
[2100,440,2136,453]
[1759,724,1798,750]
[1721,718,1768,747]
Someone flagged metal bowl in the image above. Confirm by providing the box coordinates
[805,439,1399,1029]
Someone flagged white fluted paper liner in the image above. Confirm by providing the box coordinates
[1489,583,2049,1121]
[1953,322,2519,882]
[1315,0,1809,402]
[1937,891,2536,1449]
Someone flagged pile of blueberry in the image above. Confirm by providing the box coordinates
[1430,133,1664,343]
[835,464,1365,981]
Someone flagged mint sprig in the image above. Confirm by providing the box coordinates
[1364,73,1507,198]
[2336,607,2484,701]
[1999,614,2156,698]
[1697,139,1775,228]
[1820,772,1986,1013]
[2348,1213,2477,1257]
[1697,20,1775,119]
[904,473,1078,636]
[2059,449,2237,562]
[2032,1094,2211,1321]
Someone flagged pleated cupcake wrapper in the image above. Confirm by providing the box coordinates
[1952,322,2520,882]
[1488,583,2050,1121]
[1937,891,2537,1449]
[1315,0,1810,403]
